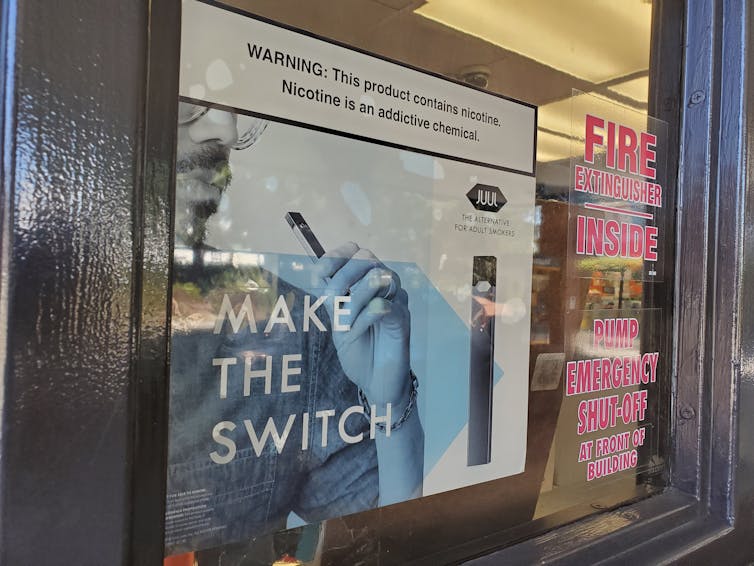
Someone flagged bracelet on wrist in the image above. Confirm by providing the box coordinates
[358,370,418,433]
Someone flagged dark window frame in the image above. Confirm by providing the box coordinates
[1,0,753,563]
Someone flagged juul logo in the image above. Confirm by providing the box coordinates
[477,190,497,207]
[466,183,506,213]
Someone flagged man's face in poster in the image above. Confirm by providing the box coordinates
[174,103,267,246]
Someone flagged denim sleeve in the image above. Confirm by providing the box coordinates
[291,326,379,522]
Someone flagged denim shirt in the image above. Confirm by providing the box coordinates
[165,261,378,555]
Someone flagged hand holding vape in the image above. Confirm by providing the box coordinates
[285,211,396,300]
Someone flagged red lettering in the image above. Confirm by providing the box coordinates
[593,319,604,347]
[583,115,657,179]
[606,120,616,168]
[645,226,658,261]
[577,400,588,435]
[577,215,659,261]
[628,223,644,257]
[628,318,639,347]
[618,125,638,174]
[575,164,585,191]
[576,215,586,254]
[604,220,620,256]
[586,216,602,255]
[566,361,577,396]
[639,131,657,179]
[585,115,604,164]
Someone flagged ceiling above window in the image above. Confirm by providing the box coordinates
[415,0,652,84]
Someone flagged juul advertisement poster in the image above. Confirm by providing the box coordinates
[166,0,536,555]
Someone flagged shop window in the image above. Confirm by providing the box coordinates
[164,1,673,563]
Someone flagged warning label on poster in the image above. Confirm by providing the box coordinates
[179,0,535,173]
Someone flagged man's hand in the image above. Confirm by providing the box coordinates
[313,242,411,409]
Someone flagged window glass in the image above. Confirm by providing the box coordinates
[164,2,670,564]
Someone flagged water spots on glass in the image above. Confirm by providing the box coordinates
[499,297,527,324]
[189,83,206,100]
[340,181,372,226]
[455,284,472,303]
[218,195,230,213]
[439,253,448,271]
[399,151,445,179]
[265,176,279,192]
[206,58,234,91]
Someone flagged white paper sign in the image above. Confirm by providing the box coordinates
[180,0,536,173]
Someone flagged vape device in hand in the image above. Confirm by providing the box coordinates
[285,211,397,300]
[468,255,496,466]
[285,211,326,262]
